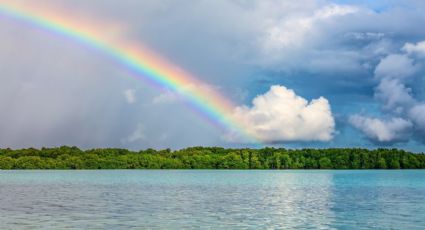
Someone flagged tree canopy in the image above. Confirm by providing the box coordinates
[0,146,424,169]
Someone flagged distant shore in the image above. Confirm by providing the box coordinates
[1,146,424,170]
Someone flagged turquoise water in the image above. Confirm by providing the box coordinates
[0,170,424,229]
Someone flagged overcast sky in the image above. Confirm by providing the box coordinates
[1,0,425,151]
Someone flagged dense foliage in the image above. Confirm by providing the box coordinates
[0,146,424,169]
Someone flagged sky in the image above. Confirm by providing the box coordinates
[1,0,425,152]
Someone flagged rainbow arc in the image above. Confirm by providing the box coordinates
[0,2,262,146]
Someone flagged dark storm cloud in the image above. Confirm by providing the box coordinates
[1,0,425,150]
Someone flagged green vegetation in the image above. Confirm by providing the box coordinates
[0,146,424,169]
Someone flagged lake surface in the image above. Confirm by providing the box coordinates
[0,170,424,229]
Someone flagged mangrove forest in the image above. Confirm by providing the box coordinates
[1,146,425,169]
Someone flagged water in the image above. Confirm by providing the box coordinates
[0,170,424,229]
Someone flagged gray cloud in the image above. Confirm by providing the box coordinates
[375,78,415,113]
[350,40,425,144]
[374,54,418,80]
[0,8,222,149]
[409,104,425,144]
[123,89,136,104]
[403,41,425,57]
[349,115,412,143]
[2,0,425,149]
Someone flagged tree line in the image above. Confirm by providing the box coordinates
[0,146,424,169]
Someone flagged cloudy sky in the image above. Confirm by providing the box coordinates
[1,0,425,151]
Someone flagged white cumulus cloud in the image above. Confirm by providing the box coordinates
[231,85,335,143]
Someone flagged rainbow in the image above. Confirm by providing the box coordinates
[0,2,261,145]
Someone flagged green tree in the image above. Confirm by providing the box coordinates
[0,156,14,169]
[219,152,248,169]
[0,146,423,170]
[14,156,44,169]
[376,158,387,169]
[389,159,401,169]
[319,157,332,169]
[280,154,292,169]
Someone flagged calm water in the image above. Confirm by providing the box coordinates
[0,170,424,229]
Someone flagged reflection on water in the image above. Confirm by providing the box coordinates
[0,170,424,229]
